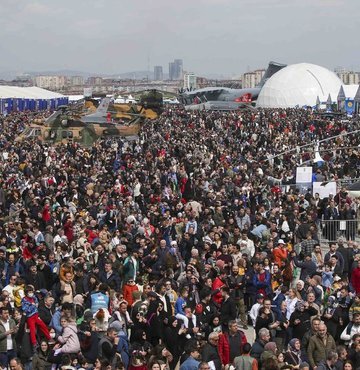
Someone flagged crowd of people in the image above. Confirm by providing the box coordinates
[0,105,359,370]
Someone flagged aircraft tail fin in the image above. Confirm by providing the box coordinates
[92,97,111,116]
[257,61,287,88]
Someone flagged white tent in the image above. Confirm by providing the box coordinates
[0,86,68,113]
[256,63,342,108]
[0,85,65,99]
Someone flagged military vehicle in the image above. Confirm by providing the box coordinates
[15,98,142,146]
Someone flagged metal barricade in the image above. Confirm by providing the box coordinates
[319,219,360,243]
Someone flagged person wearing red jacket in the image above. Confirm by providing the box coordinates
[351,260,360,295]
[123,278,139,306]
[218,320,247,366]
[212,270,227,307]
[272,239,288,266]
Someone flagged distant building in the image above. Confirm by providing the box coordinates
[336,69,360,85]
[70,76,84,86]
[169,59,183,80]
[154,66,163,81]
[242,69,265,88]
[184,72,197,90]
[34,75,68,90]
[87,77,103,86]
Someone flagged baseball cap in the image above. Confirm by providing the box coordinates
[256,293,265,299]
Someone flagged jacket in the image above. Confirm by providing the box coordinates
[250,339,265,363]
[123,256,138,282]
[220,297,237,325]
[316,361,334,370]
[123,284,139,306]
[293,257,317,280]
[31,350,52,370]
[212,277,225,306]
[99,271,121,291]
[289,306,318,339]
[50,309,62,334]
[307,334,336,368]
[201,343,222,370]
[253,270,271,296]
[98,335,116,362]
[57,323,81,354]
[38,302,54,326]
[234,354,258,370]
[218,330,247,365]
[180,356,200,370]
[351,267,360,295]
[272,247,288,266]
[21,296,38,318]
[0,318,17,352]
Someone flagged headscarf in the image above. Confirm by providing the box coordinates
[167,316,178,327]
[295,300,305,311]
[288,338,300,353]
[297,280,305,290]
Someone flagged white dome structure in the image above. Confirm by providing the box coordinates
[256,63,342,108]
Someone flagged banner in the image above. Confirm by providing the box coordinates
[345,99,355,115]
[312,181,337,199]
[296,166,312,183]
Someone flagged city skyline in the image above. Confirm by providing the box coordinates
[1,0,360,78]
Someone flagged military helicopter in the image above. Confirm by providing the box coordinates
[15,98,143,146]
[110,89,164,120]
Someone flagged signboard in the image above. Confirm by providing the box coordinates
[312,181,337,199]
[296,166,313,183]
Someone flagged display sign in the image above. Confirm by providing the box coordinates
[312,181,337,199]
[296,166,313,183]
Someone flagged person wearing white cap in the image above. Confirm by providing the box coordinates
[273,239,288,266]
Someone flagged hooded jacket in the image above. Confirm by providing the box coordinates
[57,323,81,354]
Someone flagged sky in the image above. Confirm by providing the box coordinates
[0,0,359,78]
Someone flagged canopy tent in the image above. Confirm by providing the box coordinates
[0,85,68,114]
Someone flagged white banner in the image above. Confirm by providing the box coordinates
[313,181,337,199]
[296,166,313,183]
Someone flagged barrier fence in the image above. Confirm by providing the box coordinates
[319,219,360,244]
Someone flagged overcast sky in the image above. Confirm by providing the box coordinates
[0,0,359,77]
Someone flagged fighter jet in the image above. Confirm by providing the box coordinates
[179,61,286,110]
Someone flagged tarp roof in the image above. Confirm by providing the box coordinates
[0,86,65,99]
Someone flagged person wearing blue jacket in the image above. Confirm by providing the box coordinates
[175,288,189,327]
[253,263,272,297]
[21,285,51,349]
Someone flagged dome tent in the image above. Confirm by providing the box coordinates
[256,63,342,108]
